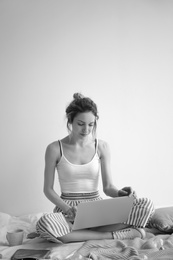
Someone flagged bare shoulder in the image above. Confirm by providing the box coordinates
[98,139,110,150]
[98,139,111,158]
[45,141,61,162]
[46,140,60,151]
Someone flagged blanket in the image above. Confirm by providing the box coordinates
[68,233,173,260]
[1,211,173,260]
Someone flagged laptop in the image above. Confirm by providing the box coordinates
[72,196,134,230]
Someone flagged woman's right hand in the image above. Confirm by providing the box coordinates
[65,206,77,222]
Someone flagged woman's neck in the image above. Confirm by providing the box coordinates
[68,134,93,147]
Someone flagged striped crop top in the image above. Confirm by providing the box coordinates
[56,140,101,193]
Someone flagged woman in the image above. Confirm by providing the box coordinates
[36,93,155,243]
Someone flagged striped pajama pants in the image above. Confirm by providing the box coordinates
[36,191,155,243]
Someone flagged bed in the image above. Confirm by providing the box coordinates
[1,207,173,260]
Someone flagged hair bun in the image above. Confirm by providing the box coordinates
[73,93,84,100]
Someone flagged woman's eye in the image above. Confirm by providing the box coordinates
[77,123,94,127]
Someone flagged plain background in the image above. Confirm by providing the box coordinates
[0,0,173,215]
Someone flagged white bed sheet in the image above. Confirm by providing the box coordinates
[1,212,173,260]
[0,212,83,260]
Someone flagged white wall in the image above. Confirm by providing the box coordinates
[0,0,173,215]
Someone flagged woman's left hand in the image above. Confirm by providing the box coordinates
[118,186,136,197]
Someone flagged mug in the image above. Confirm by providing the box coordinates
[6,229,24,246]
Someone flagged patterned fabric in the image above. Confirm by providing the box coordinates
[76,239,140,260]
[126,197,155,227]
[36,192,155,243]
[71,239,173,260]
[36,212,71,243]
[36,191,102,243]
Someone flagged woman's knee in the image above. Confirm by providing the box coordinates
[135,197,154,209]
[36,212,71,242]
[145,198,155,212]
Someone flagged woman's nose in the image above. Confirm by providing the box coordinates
[82,126,88,133]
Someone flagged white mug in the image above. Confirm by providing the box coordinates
[6,229,24,246]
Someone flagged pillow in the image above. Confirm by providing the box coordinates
[150,207,173,233]
[0,212,11,228]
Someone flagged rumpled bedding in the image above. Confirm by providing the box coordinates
[1,212,173,260]
[70,234,173,260]
[0,212,83,259]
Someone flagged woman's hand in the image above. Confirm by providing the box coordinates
[65,206,77,222]
[118,186,136,197]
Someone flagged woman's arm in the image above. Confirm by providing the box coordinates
[43,142,70,213]
[98,140,133,197]
[99,140,119,197]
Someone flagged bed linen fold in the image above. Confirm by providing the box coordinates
[70,234,173,260]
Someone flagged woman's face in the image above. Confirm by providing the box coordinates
[71,112,96,138]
